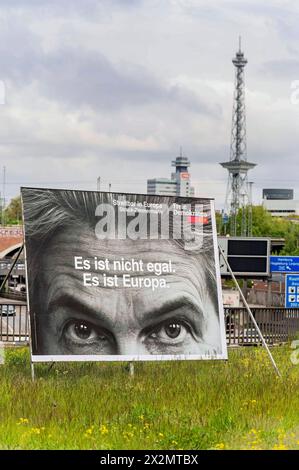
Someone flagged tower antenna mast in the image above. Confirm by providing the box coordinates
[220,39,256,236]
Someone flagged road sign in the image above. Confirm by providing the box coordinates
[285,275,299,308]
[270,256,299,273]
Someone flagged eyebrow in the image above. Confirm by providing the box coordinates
[141,296,203,325]
[47,291,203,330]
[47,293,111,329]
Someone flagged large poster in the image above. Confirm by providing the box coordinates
[21,187,227,362]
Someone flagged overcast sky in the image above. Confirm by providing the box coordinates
[0,0,299,208]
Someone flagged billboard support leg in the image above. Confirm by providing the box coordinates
[30,357,35,382]
[219,246,282,378]
[129,362,134,377]
[48,362,56,372]
[26,307,36,381]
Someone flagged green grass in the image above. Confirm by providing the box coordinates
[0,345,298,450]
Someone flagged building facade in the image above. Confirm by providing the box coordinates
[262,188,299,217]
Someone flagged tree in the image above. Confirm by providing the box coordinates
[3,196,22,225]
[217,205,299,256]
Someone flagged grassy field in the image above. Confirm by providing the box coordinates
[0,345,298,450]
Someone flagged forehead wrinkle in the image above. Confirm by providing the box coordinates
[40,254,149,330]
[39,226,211,326]
[44,226,194,260]
[41,269,102,314]
[40,259,210,334]
[43,227,205,277]
[41,269,135,330]
[42,232,207,281]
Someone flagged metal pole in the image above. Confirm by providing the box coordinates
[219,246,282,377]
[248,181,253,237]
[2,166,6,226]
[0,244,24,293]
[241,193,246,237]
[48,362,56,372]
[27,312,35,381]
[30,357,35,382]
[129,362,134,377]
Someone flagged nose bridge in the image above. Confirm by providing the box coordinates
[116,335,141,355]
[113,289,143,355]
[116,287,134,319]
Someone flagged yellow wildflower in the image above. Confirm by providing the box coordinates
[215,443,225,449]
[100,424,109,435]
[17,418,29,425]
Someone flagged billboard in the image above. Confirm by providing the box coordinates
[21,188,227,362]
[219,237,270,277]
[262,188,293,200]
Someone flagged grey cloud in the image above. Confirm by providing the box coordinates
[0,0,142,13]
[175,0,282,23]
[0,31,217,115]
[38,50,210,113]
[0,0,297,206]
[260,59,299,80]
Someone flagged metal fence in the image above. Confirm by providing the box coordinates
[224,307,299,346]
[0,304,29,343]
[0,304,299,346]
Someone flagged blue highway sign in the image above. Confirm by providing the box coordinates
[285,275,299,308]
[222,213,229,224]
[270,256,299,273]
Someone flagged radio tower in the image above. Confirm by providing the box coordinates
[220,38,256,236]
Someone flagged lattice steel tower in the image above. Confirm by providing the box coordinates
[220,38,256,236]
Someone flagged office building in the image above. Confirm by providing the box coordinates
[147,150,195,197]
[262,188,299,217]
